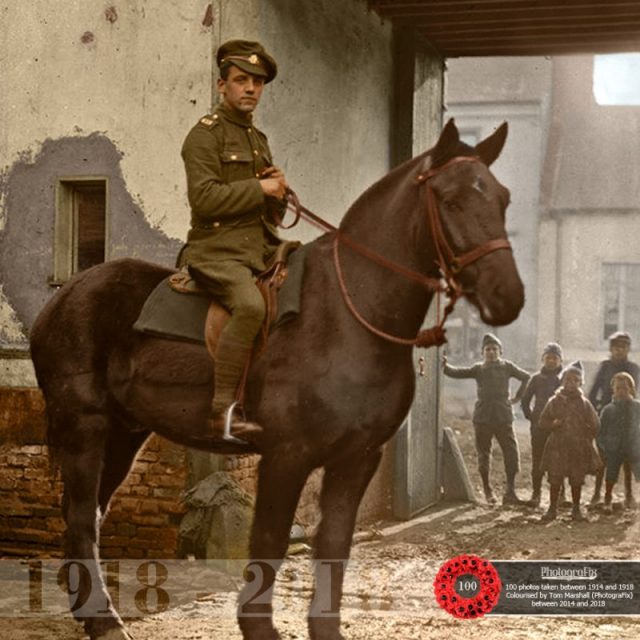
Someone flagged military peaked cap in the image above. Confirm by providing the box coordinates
[217,39,277,83]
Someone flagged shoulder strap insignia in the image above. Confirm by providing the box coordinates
[199,114,219,128]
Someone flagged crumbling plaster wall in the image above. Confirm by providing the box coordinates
[0,1,213,381]
[1,1,394,381]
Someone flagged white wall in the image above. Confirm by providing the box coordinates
[212,0,394,243]
[1,1,211,238]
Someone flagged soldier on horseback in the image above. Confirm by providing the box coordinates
[177,40,288,443]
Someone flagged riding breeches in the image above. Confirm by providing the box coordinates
[188,261,265,346]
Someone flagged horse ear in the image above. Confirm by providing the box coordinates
[430,118,460,166]
[475,122,508,166]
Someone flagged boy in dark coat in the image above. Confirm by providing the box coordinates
[588,331,640,505]
[597,372,640,514]
[443,333,530,505]
[520,342,563,506]
[539,361,601,522]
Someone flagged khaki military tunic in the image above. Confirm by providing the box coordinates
[177,102,283,344]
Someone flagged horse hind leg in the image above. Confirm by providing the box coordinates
[56,411,132,640]
[308,448,383,640]
[98,424,150,520]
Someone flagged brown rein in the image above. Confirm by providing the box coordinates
[281,155,512,349]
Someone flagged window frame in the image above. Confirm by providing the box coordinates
[600,261,640,347]
[52,176,109,285]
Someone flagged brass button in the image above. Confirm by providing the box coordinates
[253,149,258,156]
[212,221,221,228]
[247,127,252,133]
[230,154,237,160]
[213,114,218,119]
[255,173,260,177]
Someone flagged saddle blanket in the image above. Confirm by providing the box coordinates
[133,244,309,344]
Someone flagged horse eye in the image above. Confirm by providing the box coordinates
[444,200,462,213]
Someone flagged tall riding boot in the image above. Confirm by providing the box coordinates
[209,335,262,443]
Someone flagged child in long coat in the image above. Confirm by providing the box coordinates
[597,372,640,513]
[538,361,601,521]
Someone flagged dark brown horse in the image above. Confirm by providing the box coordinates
[29,119,524,640]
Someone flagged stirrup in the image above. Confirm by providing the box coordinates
[222,401,250,445]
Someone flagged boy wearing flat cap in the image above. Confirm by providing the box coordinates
[443,333,530,505]
[177,39,288,443]
[588,331,640,505]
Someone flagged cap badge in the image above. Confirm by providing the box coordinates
[248,54,259,64]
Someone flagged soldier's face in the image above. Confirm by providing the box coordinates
[218,66,265,114]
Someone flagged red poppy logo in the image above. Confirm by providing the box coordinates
[433,554,502,619]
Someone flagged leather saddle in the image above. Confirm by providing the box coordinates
[168,241,301,358]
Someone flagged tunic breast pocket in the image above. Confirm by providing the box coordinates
[220,149,255,182]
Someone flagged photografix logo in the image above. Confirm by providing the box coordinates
[540,566,598,581]
[433,554,502,619]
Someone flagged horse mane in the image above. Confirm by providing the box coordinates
[340,138,477,229]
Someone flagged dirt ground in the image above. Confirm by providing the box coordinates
[2,417,639,639]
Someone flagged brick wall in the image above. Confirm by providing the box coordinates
[1,387,392,558]
[0,387,187,559]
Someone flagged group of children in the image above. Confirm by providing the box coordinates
[443,331,640,521]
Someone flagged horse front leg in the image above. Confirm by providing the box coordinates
[238,451,310,640]
[308,448,383,640]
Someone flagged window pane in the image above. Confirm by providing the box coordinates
[602,263,640,343]
[624,265,640,341]
[75,184,106,271]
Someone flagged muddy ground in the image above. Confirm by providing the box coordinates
[2,417,639,639]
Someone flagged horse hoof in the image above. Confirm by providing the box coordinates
[93,628,133,640]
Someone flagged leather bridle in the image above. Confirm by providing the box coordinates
[281,155,512,348]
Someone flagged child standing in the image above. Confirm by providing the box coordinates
[597,372,640,514]
[443,332,530,505]
[520,342,563,507]
[588,331,640,505]
[538,361,601,521]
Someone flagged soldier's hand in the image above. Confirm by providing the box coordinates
[260,175,289,200]
[260,166,285,180]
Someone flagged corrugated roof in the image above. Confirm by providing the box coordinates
[369,0,640,56]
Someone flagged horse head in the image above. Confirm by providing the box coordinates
[417,118,524,326]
